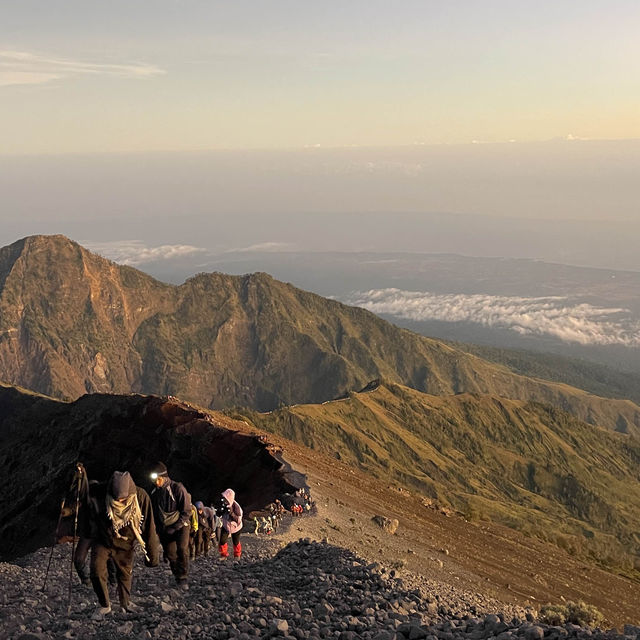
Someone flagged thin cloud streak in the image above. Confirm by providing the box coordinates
[346,288,640,347]
[227,242,294,253]
[0,50,165,87]
[86,241,204,266]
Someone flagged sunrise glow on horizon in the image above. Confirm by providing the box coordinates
[1,1,639,155]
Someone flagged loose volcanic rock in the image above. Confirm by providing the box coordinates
[0,537,631,640]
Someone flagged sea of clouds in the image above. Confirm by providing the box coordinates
[85,240,205,266]
[346,288,640,347]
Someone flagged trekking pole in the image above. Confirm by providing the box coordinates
[67,465,83,615]
[42,495,67,592]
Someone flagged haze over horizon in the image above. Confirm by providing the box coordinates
[3,2,639,269]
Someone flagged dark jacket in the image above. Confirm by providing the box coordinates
[151,478,192,536]
[198,506,215,530]
[89,482,159,564]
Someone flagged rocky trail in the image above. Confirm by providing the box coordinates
[1,529,638,640]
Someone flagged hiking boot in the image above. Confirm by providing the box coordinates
[121,601,139,613]
[177,579,189,591]
[91,605,112,620]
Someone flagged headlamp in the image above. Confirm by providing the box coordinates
[150,472,159,480]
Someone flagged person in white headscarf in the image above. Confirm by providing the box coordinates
[89,470,159,618]
[217,488,243,558]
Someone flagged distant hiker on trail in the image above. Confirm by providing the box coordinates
[86,470,159,619]
[261,516,273,534]
[194,501,215,557]
[149,462,192,589]
[217,488,243,558]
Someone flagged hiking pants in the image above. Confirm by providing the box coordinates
[77,538,116,585]
[219,529,240,547]
[196,527,211,556]
[161,526,190,582]
[74,536,92,582]
[90,542,134,608]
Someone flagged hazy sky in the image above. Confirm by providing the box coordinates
[1,2,639,272]
[2,1,639,153]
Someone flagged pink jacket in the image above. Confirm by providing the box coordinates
[221,488,243,534]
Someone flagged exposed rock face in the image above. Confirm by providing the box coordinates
[0,235,639,434]
[0,386,303,561]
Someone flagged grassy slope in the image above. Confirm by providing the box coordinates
[240,381,640,577]
[445,340,640,406]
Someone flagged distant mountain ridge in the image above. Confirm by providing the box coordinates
[442,341,640,406]
[0,235,639,435]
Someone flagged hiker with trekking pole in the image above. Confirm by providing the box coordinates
[43,461,86,614]
[86,469,160,619]
[43,464,159,619]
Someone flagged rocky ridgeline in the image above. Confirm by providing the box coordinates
[1,538,638,640]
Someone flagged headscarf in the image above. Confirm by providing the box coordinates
[222,488,235,506]
[106,471,146,552]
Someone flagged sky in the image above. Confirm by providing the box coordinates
[1,1,639,153]
[0,2,639,273]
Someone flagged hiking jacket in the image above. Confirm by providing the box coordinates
[197,506,215,530]
[221,489,243,534]
[89,483,159,563]
[151,478,192,536]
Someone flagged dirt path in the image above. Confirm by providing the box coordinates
[262,434,640,628]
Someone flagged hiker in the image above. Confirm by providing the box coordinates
[194,501,214,557]
[212,509,223,544]
[87,470,159,618]
[188,501,199,559]
[271,498,285,524]
[72,476,116,587]
[149,462,192,589]
[261,516,273,534]
[217,488,243,558]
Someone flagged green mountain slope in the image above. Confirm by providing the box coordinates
[240,380,640,576]
[0,235,639,437]
[444,341,640,406]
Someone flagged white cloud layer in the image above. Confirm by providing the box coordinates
[0,50,164,87]
[346,288,640,347]
[86,241,205,266]
[227,242,294,253]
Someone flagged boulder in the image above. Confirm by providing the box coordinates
[372,516,399,535]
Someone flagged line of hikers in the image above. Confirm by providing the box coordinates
[65,462,244,619]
